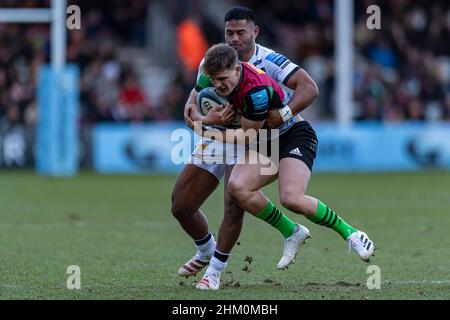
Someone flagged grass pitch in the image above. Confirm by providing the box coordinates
[0,171,449,300]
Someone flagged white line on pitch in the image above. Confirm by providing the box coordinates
[384,280,450,285]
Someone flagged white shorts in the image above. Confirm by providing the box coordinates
[188,139,245,181]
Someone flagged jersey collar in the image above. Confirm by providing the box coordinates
[248,44,259,64]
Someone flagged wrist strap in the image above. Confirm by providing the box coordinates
[279,105,293,122]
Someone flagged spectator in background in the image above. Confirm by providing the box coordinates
[243,0,449,122]
[117,71,153,122]
[165,2,223,121]
[444,95,450,120]
[176,16,209,72]
[0,0,150,127]
[242,0,335,120]
[162,71,193,121]
[1,0,449,125]
[353,0,450,122]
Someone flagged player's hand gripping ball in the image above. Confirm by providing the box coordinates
[197,87,240,127]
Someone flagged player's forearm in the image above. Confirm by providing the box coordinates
[188,103,205,122]
[185,89,198,110]
[286,69,319,115]
[184,89,206,129]
[288,82,319,115]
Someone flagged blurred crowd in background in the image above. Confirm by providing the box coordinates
[0,0,449,128]
[353,0,450,121]
[0,0,150,128]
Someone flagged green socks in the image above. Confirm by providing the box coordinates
[256,199,357,240]
[256,201,297,238]
[309,200,357,239]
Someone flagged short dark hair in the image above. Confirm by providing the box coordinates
[224,7,256,24]
[202,44,239,76]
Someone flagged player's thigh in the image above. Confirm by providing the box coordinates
[229,150,278,192]
[278,158,311,197]
[172,164,220,210]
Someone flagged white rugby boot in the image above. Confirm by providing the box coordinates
[178,252,211,277]
[277,224,311,270]
[347,230,375,262]
[196,267,221,290]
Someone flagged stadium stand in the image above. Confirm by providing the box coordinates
[1,0,448,125]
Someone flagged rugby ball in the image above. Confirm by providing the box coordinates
[197,87,229,116]
[197,87,240,127]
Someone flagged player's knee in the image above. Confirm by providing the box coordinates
[280,192,307,214]
[171,192,189,220]
[170,199,182,220]
[227,180,248,204]
[279,193,297,212]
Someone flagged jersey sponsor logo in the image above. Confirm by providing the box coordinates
[253,59,263,67]
[266,53,290,68]
[250,90,269,112]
